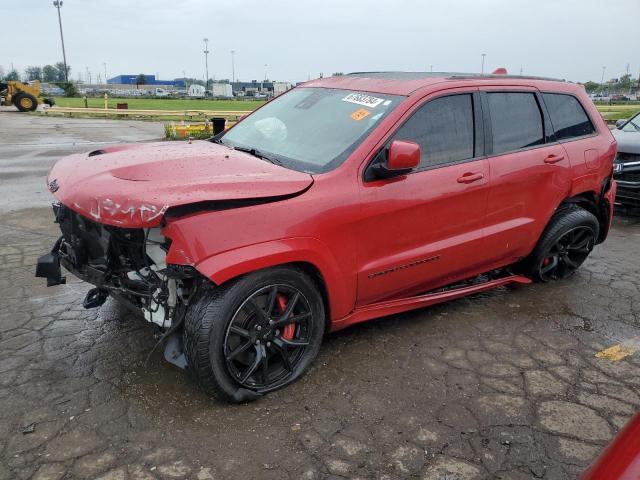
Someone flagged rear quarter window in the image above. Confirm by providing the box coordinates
[542,93,595,141]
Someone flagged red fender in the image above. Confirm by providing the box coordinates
[191,237,355,323]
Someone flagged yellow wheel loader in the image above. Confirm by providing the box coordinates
[0,80,55,112]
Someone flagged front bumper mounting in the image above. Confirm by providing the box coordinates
[35,236,66,287]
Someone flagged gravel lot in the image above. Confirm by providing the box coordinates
[1,113,639,480]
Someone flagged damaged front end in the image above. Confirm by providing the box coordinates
[36,203,200,367]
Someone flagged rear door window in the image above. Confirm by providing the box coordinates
[542,93,595,140]
[487,92,544,154]
[392,94,475,168]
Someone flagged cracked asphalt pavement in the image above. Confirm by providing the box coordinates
[1,113,639,480]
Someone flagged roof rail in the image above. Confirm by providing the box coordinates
[345,71,566,83]
[449,73,566,82]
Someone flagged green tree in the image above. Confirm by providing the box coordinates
[618,73,632,90]
[135,73,147,87]
[42,65,58,82]
[54,81,78,97]
[25,66,43,81]
[583,81,599,93]
[5,70,20,81]
[54,62,70,82]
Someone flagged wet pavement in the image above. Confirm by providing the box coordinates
[1,114,640,480]
[0,111,162,213]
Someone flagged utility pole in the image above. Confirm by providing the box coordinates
[53,1,69,82]
[86,67,91,85]
[601,66,606,85]
[103,62,107,84]
[183,70,187,92]
[264,64,268,82]
[203,38,210,91]
[231,50,236,84]
[481,53,486,74]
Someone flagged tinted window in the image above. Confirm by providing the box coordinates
[487,92,544,154]
[393,94,474,168]
[543,93,595,140]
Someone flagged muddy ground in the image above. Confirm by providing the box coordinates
[1,113,639,480]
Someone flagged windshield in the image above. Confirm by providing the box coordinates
[621,112,640,132]
[219,87,404,173]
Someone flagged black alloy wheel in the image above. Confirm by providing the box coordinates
[183,266,325,402]
[223,284,314,391]
[537,225,596,281]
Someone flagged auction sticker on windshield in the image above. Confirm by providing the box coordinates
[350,108,371,121]
[342,93,384,108]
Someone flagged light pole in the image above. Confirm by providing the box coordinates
[183,70,187,91]
[53,1,69,82]
[481,53,486,74]
[203,38,210,91]
[231,50,236,84]
[103,62,107,84]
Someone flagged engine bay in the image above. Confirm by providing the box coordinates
[36,203,199,330]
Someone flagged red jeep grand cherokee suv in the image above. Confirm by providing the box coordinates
[37,72,617,402]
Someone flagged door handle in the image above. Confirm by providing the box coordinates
[544,154,565,164]
[457,172,484,184]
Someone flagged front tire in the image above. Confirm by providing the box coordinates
[13,92,38,112]
[183,267,326,402]
[520,205,599,282]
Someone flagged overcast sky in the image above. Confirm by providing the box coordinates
[2,0,637,84]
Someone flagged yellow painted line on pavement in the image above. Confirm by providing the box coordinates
[596,338,640,362]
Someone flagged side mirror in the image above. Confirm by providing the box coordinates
[616,119,627,129]
[372,140,421,179]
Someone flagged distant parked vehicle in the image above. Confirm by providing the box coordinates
[0,80,54,112]
[612,111,640,211]
[611,94,630,102]
[188,84,206,97]
[152,88,169,97]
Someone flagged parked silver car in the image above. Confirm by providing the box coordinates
[613,112,640,210]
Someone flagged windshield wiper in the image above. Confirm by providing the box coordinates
[233,146,283,166]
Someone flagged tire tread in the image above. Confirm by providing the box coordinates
[521,204,599,282]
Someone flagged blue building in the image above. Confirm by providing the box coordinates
[107,75,185,88]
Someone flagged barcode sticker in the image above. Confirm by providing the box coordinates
[342,93,385,108]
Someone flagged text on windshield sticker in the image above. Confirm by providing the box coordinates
[342,93,385,108]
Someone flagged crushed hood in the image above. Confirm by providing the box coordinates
[47,141,313,227]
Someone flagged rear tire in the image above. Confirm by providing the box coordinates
[183,267,326,402]
[14,92,38,112]
[520,205,599,282]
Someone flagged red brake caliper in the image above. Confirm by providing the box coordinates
[276,294,296,341]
